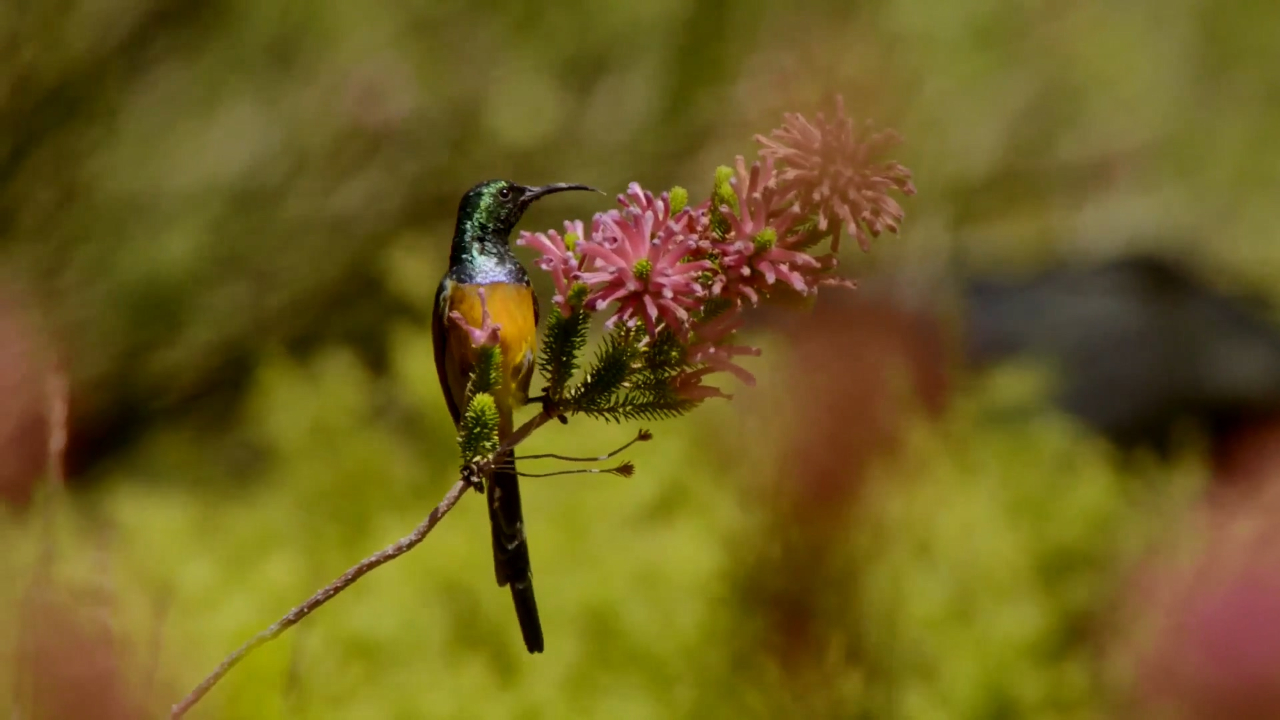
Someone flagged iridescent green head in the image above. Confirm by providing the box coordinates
[454,179,599,242]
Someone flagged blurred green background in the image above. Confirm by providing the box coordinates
[3,0,1280,717]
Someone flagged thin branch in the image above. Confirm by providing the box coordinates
[515,461,635,479]
[45,368,67,489]
[502,408,554,451]
[169,478,471,719]
[517,428,651,463]
[169,408,556,719]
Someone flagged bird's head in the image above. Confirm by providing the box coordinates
[455,179,600,241]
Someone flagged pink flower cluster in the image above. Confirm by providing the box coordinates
[756,95,917,253]
[709,156,840,306]
[518,97,914,400]
[518,184,709,337]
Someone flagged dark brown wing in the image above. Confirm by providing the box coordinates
[431,277,462,426]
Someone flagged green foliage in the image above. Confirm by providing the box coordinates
[466,345,503,401]
[638,328,688,383]
[459,392,501,464]
[537,308,590,401]
[708,165,737,239]
[669,186,689,213]
[695,369,1195,719]
[8,0,1280,484]
[561,328,696,423]
[3,0,1272,716]
[696,297,734,325]
[567,330,640,414]
[0,338,740,720]
[576,391,698,424]
[620,330,698,421]
[787,218,833,252]
[849,394,1153,719]
[0,333,1205,720]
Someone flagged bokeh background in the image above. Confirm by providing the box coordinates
[5,0,1280,717]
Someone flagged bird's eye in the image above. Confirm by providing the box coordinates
[498,187,513,200]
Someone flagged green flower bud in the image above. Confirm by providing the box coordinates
[468,345,503,397]
[712,166,738,209]
[459,392,501,463]
[710,166,738,239]
[669,186,689,213]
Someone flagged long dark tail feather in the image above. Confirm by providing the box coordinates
[488,453,544,653]
[508,578,543,654]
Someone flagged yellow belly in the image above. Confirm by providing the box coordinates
[446,282,538,411]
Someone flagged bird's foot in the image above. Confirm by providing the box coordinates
[461,462,486,494]
[531,394,569,425]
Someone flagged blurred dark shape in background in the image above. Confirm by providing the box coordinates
[0,280,55,508]
[756,250,1280,492]
[964,253,1280,479]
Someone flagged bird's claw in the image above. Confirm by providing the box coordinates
[461,462,486,494]
[533,394,568,425]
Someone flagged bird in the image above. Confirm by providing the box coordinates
[432,178,598,654]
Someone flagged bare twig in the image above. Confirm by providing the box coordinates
[143,590,173,708]
[45,368,67,489]
[515,461,635,479]
[169,478,471,718]
[169,408,555,719]
[517,428,651,463]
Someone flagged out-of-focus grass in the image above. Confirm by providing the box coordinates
[6,0,1280,447]
[1,342,1199,718]
[853,371,1203,719]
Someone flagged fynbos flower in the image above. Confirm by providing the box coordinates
[674,308,761,400]
[517,220,585,315]
[520,97,915,407]
[710,156,824,304]
[576,185,712,338]
[756,95,916,253]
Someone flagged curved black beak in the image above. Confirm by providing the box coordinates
[519,182,603,207]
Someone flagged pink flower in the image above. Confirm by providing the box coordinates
[576,184,712,338]
[1119,485,1280,718]
[673,308,761,400]
[756,95,916,253]
[517,220,585,315]
[448,287,501,348]
[710,157,827,304]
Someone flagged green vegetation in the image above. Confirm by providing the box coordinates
[0,0,1272,716]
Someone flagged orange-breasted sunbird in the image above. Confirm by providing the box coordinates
[432,179,597,653]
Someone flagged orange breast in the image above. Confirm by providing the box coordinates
[447,282,538,408]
